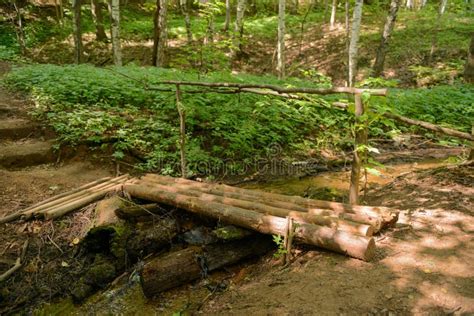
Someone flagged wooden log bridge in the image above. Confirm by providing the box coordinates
[125,174,400,261]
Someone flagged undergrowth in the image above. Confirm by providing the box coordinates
[3,64,471,176]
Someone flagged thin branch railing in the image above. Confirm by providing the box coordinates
[108,69,472,205]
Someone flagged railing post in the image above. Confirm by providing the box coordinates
[175,84,187,178]
[349,93,367,205]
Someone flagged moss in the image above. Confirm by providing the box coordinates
[213,226,252,241]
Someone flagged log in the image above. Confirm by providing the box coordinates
[93,195,125,227]
[139,175,389,230]
[125,184,376,261]
[115,203,159,219]
[43,183,123,219]
[383,112,474,142]
[0,176,114,224]
[152,80,388,96]
[140,237,274,298]
[141,174,398,223]
[22,174,129,220]
[135,181,374,236]
[333,101,474,142]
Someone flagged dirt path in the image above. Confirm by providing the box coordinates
[199,164,474,315]
[0,63,115,313]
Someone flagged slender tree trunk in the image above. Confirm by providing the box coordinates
[439,0,448,13]
[91,0,107,41]
[324,0,329,21]
[345,0,350,85]
[12,1,26,56]
[372,0,401,77]
[330,0,337,30]
[349,93,367,205]
[348,0,363,87]
[152,0,168,66]
[464,33,474,83]
[108,0,122,66]
[180,0,192,44]
[205,2,215,45]
[233,0,246,57]
[406,0,413,9]
[224,0,231,31]
[55,0,63,24]
[277,0,286,79]
[72,0,83,64]
[429,0,448,63]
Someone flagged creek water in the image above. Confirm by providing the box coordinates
[242,159,452,203]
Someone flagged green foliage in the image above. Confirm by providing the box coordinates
[3,64,471,176]
[408,61,464,87]
[3,64,354,175]
[272,235,287,259]
[388,85,474,133]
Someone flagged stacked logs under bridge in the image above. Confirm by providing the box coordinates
[1,174,399,299]
[127,174,398,262]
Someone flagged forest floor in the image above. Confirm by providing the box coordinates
[0,63,473,314]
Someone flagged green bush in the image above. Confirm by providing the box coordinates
[3,64,471,176]
[3,64,353,175]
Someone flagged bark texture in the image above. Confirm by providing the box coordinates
[372,0,401,77]
[233,0,246,57]
[464,33,474,84]
[348,0,363,87]
[224,0,231,31]
[349,93,367,205]
[152,0,168,66]
[140,237,273,297]
[330,0,337,30]
[125,183,377,261]
[108,0,122,66]
[180,0,192,44]
[140,174,398,228]
[72,0,83,64]
[277,0,286,79]
[91,0,107,41]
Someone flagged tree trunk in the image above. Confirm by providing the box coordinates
[429,0,448,62]
[133,180,375,236]
[72,0,83,64]
[345,0,350,85]
[180,0,192,44]
[224,0,231,31]
[108,0,122,66]
[206,15,215,44]
[140,237,274,297]
[125,183,377,261]
[12,1,26,56]
[233,0,246,57]
[349,93,367,205]
[372,0,401,77]
[277,0,286,79]
[91,0,107,42]
[464,33,474,83]
[140,173,399,227]
[55,0,64,25]
[348,0,363,87]
[330,0,337,30]
[152,0,168,66]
